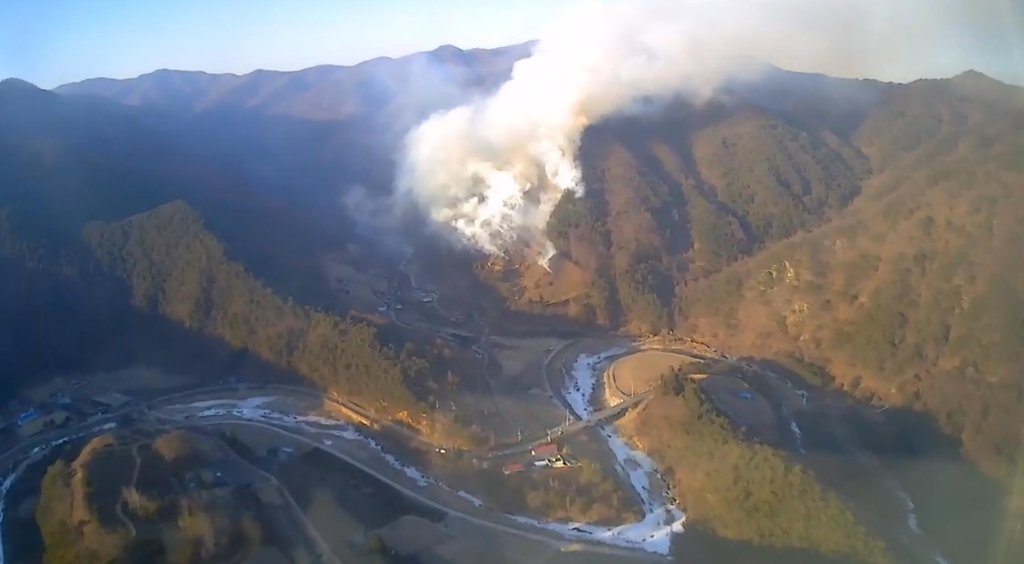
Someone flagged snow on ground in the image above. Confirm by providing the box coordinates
[850,437,951,563]
[0,465,23,564]
[559,348,687,553]
[778,403,805,454]
[182,403,441,490]
[563,347,628,419]
[896,489,922,535]
[176,385,685,554]
[508,505,685,555]
[183,396,276,409]
[789,419,806,453]
[456,490,486,508]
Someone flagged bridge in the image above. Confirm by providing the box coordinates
[485,390,655,458]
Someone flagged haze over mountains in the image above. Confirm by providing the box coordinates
[3,38,1024,563]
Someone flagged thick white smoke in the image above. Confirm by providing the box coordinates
[398,0,1019,260]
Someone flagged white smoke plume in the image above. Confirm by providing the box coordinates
[398,0,1020,261]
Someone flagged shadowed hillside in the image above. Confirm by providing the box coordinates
[624,371,890,563]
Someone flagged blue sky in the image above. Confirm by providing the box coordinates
[2,0,1020,89]
[1,0,574,88]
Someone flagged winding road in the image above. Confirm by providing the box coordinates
[0,381,665,563]
[153,411,658,561]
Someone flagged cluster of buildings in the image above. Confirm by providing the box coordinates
[4,390,135,439]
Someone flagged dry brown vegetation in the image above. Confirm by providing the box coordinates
[608,350,697,397]
[123,486,161,518]
[153,429,201,462]
[682,74,1024,486]
[513,72,1024,498]
[431,455,642,525]
[36,431,273,564]
[37,459,130,564]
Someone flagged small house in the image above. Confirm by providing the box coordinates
[531,443,558,458]
[502,463,525,475]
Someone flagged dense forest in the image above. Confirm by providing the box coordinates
[1,199,445,427]
[1,79,446,424]
[530,95,872,333]
[5,48,1024,563]
[505,71,1024,492]
[625,370,890,563]
[83,201,424,413]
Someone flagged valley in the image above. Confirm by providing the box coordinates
[0,248,990,563]
[1,24,1022,564]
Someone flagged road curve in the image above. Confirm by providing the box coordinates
[154,413,662,562]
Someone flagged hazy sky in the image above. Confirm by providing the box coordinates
[1,0,571,88]
[2,0,1021,89]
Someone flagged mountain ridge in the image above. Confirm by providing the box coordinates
[4,42,1023,562]
[54,42,536,120]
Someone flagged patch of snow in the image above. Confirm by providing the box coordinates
[556,346,687,554]
[456,490,486,508]
[563,347,628,419]
[789,419,806,453]
[896,489,922,535]
[175,388,687,554]
[848,439,950,563]
[183,398,234,408]
[383,453,433,487]
[509,505,685,554]
[183,399,437,488]
[238,396,276,409]
[0,458,29,564]
[603,431,658,512]
[779,404,805,454]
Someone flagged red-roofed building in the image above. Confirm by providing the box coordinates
[502,463,525,475]
[531,443,558,458]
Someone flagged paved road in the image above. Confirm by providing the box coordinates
[488,391,654,457]
[207,433,340,564]
[152,383,439,451]
[0,388,662,563]
[153,411,662,562]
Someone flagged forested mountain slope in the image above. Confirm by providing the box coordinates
[83,202,424,413]
[503,92,873,331]
[0,78,342,305]
[0,81,453,433]
[681,72,1024,482]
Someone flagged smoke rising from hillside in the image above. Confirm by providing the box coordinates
[398,0,1015,260]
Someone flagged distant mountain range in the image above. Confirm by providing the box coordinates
[55,42,534,121]
[3,42,1024,562]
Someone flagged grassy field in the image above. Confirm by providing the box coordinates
[608,350,698,398]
